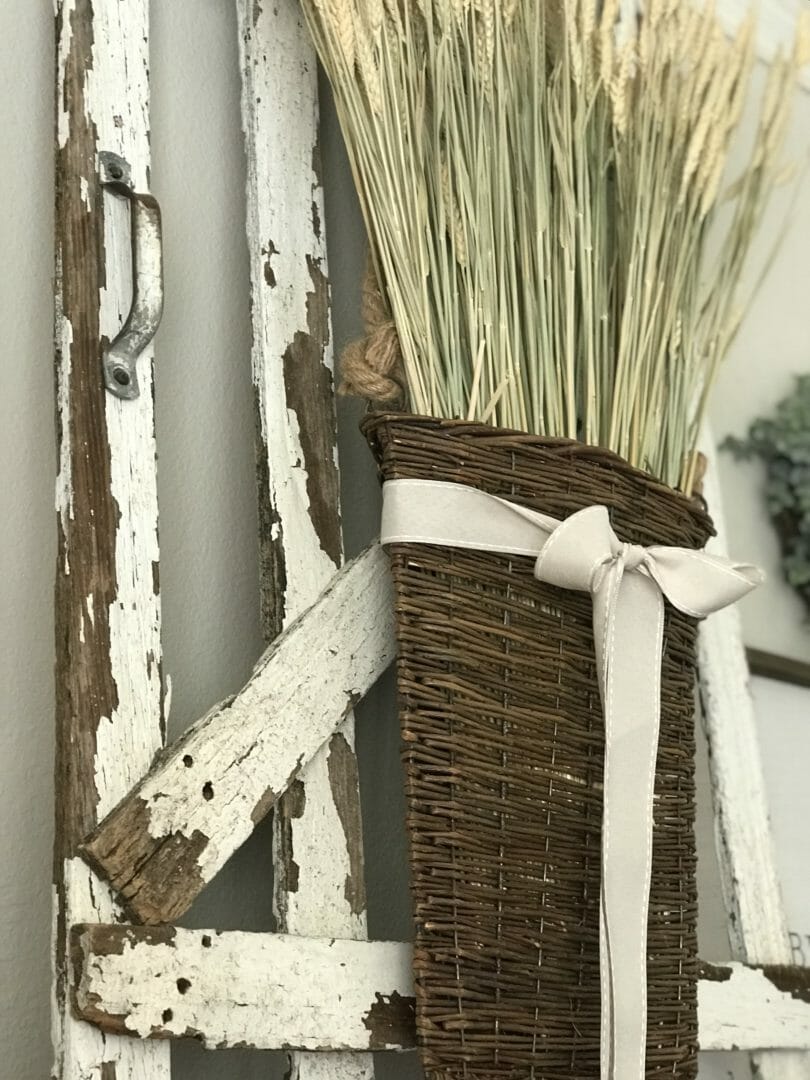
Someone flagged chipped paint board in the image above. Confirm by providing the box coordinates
[53,1,169,1077]
[699,963,810,1052]
[72,925,416,1052]
[81,545,395,924]
[698,449,810,1078]
[239,3,373,1072]
[70,926,810,1055]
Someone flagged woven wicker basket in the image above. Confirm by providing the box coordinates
[363,412,714,1080]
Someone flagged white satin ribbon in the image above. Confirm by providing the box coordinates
[380,478,762,1080]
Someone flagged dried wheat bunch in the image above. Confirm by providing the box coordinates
[302,0,809,491]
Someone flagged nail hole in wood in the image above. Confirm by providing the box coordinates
[201,935,212,948]
[182,754,193,768]
[162,1008,173,1023]
[177,978,191,995]
[202,781,214,801]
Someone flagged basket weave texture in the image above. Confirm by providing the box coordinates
[363,413,714,1080]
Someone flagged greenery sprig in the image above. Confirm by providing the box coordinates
[724,376,810,615]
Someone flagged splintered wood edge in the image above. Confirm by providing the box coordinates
[70,929,810,1054]
[71,925,416,1051]
[79,545,395,924]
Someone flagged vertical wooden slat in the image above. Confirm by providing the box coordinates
[237,3,374,1079]
[53,2,169,1077]
[699,448,808,1080]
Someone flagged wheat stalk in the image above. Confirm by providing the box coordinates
[300,0,807,492]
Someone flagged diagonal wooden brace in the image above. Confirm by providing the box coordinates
[71,925,810,1054]
[80,544,395,923]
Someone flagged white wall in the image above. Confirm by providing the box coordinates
[0,3,807,1080]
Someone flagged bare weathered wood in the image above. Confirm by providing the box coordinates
[70,927,810,1055]
[81,545,394,923]
[237,0,373,1077]
[53,1,169,1076]
[72,925,415,1052]
[698,447,810,1079]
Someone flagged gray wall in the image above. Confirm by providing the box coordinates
[1,3,807,1079]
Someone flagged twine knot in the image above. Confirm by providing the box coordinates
[340,259,407,406]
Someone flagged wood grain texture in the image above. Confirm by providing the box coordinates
[239,2,373,1071]
[53,2,169,1077]
[81,545,395,924]
[698,445,810,1078]
[72,925,415,1052]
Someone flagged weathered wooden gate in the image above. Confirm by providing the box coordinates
[52,2,810,1079]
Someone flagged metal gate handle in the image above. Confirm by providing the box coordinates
[100,152,164,400]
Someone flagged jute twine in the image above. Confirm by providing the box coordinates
[340,260,407,405]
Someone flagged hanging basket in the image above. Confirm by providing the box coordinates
[363,412,714,1080]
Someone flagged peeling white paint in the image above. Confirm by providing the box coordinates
[75,928,414,1052]
[54,861,169,1080]
[53,2,168,1077]
[279,727,366,942]
[699,963,810,1051]
[698,439,810,1077]
[238,3,373,1077]
[54,312,73,527]
[72,926,810,1055]
[108,546,393,896]
[238,0,339,615]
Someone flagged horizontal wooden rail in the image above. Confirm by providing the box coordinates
[71,926,810,1053]
[71,925,415,1051]
[81,545,395,922]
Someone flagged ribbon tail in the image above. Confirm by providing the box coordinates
[593,569,666,1080]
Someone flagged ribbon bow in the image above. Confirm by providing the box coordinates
[380,478,762,1080]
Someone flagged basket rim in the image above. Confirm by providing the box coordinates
[361,410,715,539]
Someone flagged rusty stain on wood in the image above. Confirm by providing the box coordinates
[281,255,342,568]
[362,992,417,1050]
[327,732,367,916]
